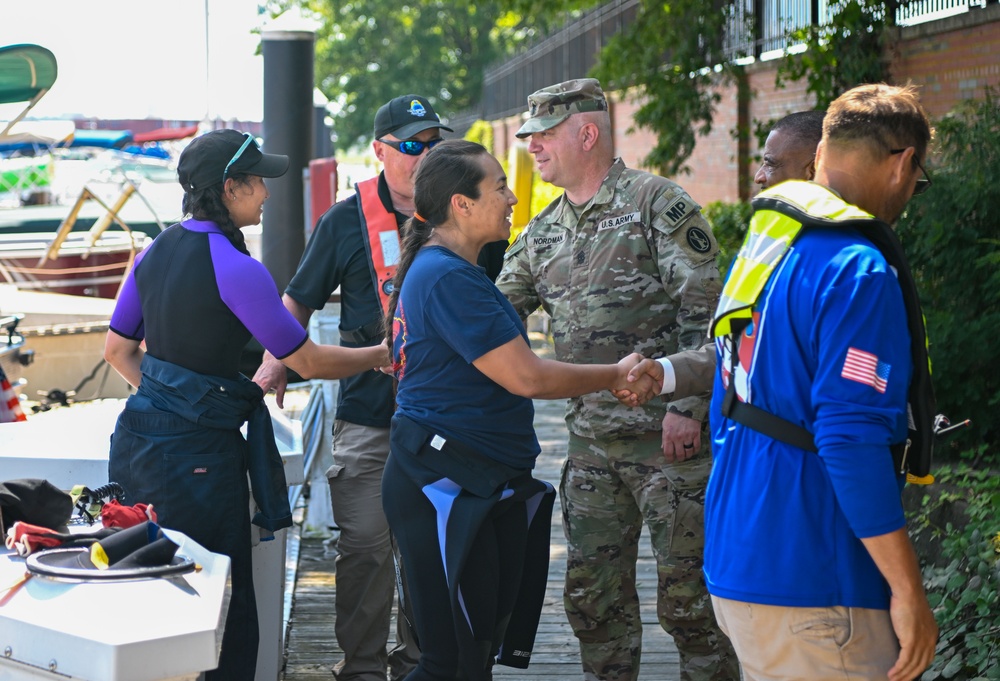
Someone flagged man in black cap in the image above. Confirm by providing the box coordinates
[254,95,505,681]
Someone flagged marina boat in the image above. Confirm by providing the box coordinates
[0,395,304,681]
[0,188,153,299]
[0,284,131,404]
[1,43,181,299]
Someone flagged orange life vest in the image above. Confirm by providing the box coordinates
[356,177,401,315]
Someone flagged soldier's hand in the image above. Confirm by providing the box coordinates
[628,358,664,394]
[613,354,661,405]
[252,351,290,409]
[662,411,702,462]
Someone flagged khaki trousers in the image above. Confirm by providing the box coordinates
[327,420,419,681]
[711,595,899,680]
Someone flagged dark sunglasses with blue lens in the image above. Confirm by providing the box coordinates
[377,137,444,156]
[223,132,258,184]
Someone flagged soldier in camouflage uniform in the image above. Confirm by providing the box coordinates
[495,79,739,681]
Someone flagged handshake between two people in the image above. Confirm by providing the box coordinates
[612,354,665,407]
[368,344,663,410]
[371,349,665,407]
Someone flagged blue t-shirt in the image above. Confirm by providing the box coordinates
[286,174,510,429]
[706,226,912,610]
[393,246,540,469]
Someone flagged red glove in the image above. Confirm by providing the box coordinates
[5,521,64,557]
[101,500,157,529]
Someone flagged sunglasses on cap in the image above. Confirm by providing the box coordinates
[889,148,932,196]
[223,132,258,184]
[377,137,443,156]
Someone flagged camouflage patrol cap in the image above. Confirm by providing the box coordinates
[515,78,608,139]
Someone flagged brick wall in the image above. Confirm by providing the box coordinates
[670,79,746,206]
[489,5,1000,209]
[893,5,1000,118]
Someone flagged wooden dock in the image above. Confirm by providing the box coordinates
[280,395,680,681]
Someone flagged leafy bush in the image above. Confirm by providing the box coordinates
[703,199,752,275]
[776,0,892,110]
[896,91,1000,455]
[463,120,495,154]
[909,451,1000,680]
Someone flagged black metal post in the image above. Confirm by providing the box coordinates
[261,25,314,293]
[314,103,333,160]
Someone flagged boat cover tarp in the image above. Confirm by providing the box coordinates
[69,129,133,149]
[0,119,75,152]
[132,124,199,144]
[0,156,51,192]
[0,44,57,105]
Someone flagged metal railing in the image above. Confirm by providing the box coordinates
[481,0,640,121]
[476,0,986,122]
[897,0,985,24]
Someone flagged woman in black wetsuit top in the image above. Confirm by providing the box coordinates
[105,129,389,681]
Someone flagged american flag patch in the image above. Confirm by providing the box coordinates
[841,347,890,394]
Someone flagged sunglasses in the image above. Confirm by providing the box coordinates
[223,132,258,184]
[377,137,443,156]
[889,148,932,195]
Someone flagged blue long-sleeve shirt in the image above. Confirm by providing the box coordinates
[706,226,911,610]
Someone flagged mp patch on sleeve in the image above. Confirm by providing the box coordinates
[660,194,697,228]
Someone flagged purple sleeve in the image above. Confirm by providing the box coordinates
[209,234,308,358]
[109,247,147,340]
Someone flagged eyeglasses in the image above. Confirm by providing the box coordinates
[223,132,257,184]
[377,137,443,156]
[889,148,932,195]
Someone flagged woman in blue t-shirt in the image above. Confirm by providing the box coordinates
[380,140,659,681]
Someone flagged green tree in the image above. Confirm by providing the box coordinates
[498,0,747,175]
[895,92,1000,453]
[500,1,911,174]
[272,0,536,151]
[592,0,743,176]
[776,0,896,110]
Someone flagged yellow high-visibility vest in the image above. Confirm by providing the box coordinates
[711,180,939,484]
[711,181,877,338]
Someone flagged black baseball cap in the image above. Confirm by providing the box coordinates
[177,128,289,192]
[374,95,453,140]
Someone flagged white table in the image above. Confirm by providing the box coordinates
[0,529,228,681]
[0,398,303,680]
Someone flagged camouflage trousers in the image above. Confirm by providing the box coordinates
[561,431,739,681]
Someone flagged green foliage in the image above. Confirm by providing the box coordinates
[491,0,595,33]
[896,92,1000,453]
[703,200,752,275]
[274,0,537,151]
[591,0,743,176]
[776,0,893,109]
[463,120,495,153]
[909,453,1000,680]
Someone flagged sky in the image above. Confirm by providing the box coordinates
[1,0,278,122]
